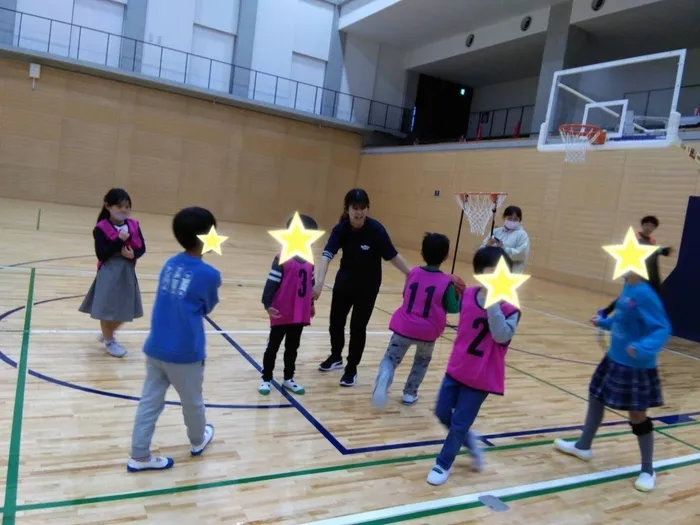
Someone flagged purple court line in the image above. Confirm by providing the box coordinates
[206,316,349,454]
[0,295,293,410]
[4,262,699,456]
[209,314,700,455]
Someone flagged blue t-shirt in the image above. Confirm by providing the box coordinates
[143,252,221,364]
[598,280,671,369]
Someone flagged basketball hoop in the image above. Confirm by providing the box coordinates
[455,192,508,235]
[559,124,605,163]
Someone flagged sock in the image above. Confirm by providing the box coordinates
[637,429,654,475]
[575,397,605,450]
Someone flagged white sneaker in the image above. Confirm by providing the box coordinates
[105,341,127,358]
[191,424,214,456]
[126,455,174,472]
[259,381,271,395]
[554,438,593,461]
[426,464,451,486]
[371,366,392,408]
[634,471,656,492]
[402,393,419,405]
[466,431,484,472]
[282,379,305,395]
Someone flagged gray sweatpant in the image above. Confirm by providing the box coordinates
[130,356,207,458]
[378,333,435,396]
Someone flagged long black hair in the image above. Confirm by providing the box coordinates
[97,188,132,222]
[340,188,370,221]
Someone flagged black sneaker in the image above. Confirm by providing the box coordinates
[319,356,343,372]
[340,371,357,387]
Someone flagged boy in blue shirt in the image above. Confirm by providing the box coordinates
[554,271,671,492]
[127,207,222,472]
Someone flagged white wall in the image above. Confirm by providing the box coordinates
[142,0,238,89]
[371,44,407,128]
[339,33,379,123]
[15,0,124,67]
[249,0,333,109]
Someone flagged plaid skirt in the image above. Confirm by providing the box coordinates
[589,355,663,412]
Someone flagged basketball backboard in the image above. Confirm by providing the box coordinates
[537,49,687,153]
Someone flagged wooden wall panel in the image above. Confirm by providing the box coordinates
[0,57,363,230]
[358,144,700,293]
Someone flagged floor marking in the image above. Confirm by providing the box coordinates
[478,495,509,512]
[2,268,35,525]
[0,329,394,336]
[10,421,699,514]
[299,453,700,525]
[524,304,700,363]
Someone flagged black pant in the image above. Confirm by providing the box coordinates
[262,324,304,381]
[329,285,379,373]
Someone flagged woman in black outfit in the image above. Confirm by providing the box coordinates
[313,189,411,387]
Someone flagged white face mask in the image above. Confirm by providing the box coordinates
[504,220,519,230]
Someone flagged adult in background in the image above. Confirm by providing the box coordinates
[313,189,411,387]
[480,205,530,273]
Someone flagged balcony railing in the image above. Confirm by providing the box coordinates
[0,7,412,133]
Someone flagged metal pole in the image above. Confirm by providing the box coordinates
[207,59,212,89]
[17,12,22,47]
[105,33,109,65]
[313,87,319,114]
[47,20,52,53]
[76,26,82,60]
[293,81,299,109]
[158,47,163,77]
[273,76,279,104]
[451,209,464,274]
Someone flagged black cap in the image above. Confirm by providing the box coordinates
[344,188,370,209]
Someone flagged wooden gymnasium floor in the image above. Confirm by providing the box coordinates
[1,197,700,525]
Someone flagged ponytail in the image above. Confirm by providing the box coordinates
[97,206,110,223]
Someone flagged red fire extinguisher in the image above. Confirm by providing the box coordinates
[513,120,521,137]
[476,124,482,140]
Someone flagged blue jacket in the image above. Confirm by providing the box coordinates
[598,280,671,369]
[143,253,221,364]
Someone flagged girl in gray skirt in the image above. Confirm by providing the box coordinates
[79,189,146,357]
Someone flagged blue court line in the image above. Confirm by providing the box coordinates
[0,296,293,410]
[205,316,349,453]
[206,312,700,455]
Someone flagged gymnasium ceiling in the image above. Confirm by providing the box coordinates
[339,0,564,47]
[376,0,700,87]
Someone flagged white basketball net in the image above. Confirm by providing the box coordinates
[455,193,508,235]
[559,125,602,163]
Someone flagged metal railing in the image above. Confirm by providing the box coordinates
[0,7,412,133]
[623,84,700,124]
[466,104,534,140]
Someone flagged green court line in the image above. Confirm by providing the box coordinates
[10,420,700,514]
[357,456,700,525]
[35,209,41,231]
[2,268,35,525]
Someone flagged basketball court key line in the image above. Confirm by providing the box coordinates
[298,453,700,525]
[6,420,700,515]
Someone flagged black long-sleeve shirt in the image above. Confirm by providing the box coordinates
[322,217,398,291]
[93,224,146,263]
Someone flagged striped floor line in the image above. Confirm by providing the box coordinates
[300,453,700,525]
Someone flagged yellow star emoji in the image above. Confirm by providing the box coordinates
[197,226,228,255]
[473,256,530,308]
[603,227,657,280]
[268,212,325,264]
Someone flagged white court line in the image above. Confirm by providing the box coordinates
[524,304,700,363]
[300,453,700,525]
[0,329,394,336]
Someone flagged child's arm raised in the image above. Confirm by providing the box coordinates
[93,227,124,262]
[486,305,520,344]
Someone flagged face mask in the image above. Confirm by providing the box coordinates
[504,220,519,230]
[111,211,129,222]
